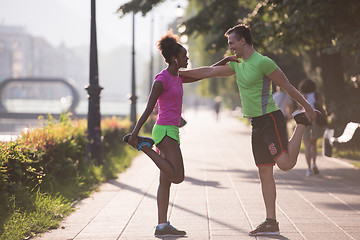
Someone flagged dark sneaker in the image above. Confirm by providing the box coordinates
[292,109,321,126]
[154,222,186,237]
[313,165,320,175]
[123,133,155,150]
[249,219,280,236]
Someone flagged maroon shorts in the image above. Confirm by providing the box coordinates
[250,110,288,166]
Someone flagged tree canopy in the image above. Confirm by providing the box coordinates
[242,0,360,123]
[118,0,360,125]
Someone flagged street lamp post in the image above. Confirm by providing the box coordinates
[86,0,103,165]
[149,12,154,93]
[130,12,137,129]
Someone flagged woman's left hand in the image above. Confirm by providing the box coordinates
[128,133,139,149]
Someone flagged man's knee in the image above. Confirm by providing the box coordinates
[275,153,295,171]
[277,164,292,171]
[277,158,295,171]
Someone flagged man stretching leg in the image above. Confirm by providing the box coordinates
[180,24,318,236]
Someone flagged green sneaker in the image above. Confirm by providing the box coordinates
[154,222,186,237]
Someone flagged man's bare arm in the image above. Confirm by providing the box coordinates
[211,56,240,67]
[269,68,316,122]
[180,65,235,79]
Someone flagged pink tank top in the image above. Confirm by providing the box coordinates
[154,69,184,126]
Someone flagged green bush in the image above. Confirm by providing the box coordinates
[0,113,138,239]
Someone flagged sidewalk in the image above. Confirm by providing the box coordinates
[34,109,360,240]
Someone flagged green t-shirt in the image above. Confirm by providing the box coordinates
[228,51,279,118]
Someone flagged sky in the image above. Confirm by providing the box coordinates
[0,0,187,56]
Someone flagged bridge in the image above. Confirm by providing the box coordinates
[0,77,82,119]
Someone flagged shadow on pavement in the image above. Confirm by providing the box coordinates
[184,176,225,189]
[275,168,360,196]
[206,166,360,197]
[108,180,249,234]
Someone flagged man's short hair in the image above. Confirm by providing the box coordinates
[225,24,252,45]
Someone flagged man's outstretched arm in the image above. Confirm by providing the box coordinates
[180,64,235,80]
[211,56,240,67]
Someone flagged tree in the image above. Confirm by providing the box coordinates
[243,0,360,124]
[117,0,360,124]
[117,0,164,16]
[118,1,255,108]
[183,0,246,108]
[118,0,254,51]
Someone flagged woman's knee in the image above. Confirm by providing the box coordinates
[161,175,183,184]
[171,168,184,184]
[160,170,184,185]
[172,173,185,184]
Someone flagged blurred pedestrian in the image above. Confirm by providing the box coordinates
[273,85,294,136]
[298,79,326,176]
[214,96,222,121]
[273,85,293,123]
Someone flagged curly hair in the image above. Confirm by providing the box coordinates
[157,29,183,64]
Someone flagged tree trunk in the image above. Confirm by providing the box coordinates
[319,50,346,114]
